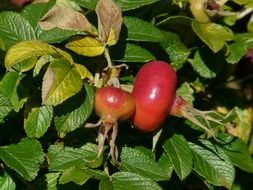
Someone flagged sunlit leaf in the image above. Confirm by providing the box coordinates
[46,172,60,190]
[66,36,105,57]
[33,55,54,77]
[42,58,82,106]
[5,40,58,70]
[74,63,93,80]
[192,21,233,52]
[0,171,16,190]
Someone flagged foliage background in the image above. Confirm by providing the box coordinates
[0,0,253,189]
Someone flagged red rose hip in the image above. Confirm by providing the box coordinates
[131,61,177,132]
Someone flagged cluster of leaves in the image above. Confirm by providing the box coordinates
[0,0,253,189]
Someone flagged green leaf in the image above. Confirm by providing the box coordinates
[59,166,93,185]
[54,83,94,136]
[220,135,253,173]
[42,58,82,106]
[21,0,55,29]
[189,50,216,79]
[38,27,80,44]
[73,0,98,10]
[157,153,174,178]
[176,82,195,105]
[0,138,45,181]
[113,43,155,62]
[4,40,60,70]
[24,105,53,138]
[0,93,13,123]
[161,32,190,70]
[163,134,193,180]
[123,17,164,42]
[0,72,27,112]
[0,171,16,190]
[116,0,159,11]
[99,178,113,190]
[111,172,162,190]
[46,172,60,190]
[0,12,36,49]
[192,21,233,53]
[226,40,248,64]
[48,143,100,171]
[120,147,171,181]
[189,140,235,189]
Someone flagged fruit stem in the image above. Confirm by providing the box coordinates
[104,47,113,68]
[170,96,221,142]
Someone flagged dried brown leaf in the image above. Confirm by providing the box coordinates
[39,5,97,34]
[42,68,54,104]
[95,0,122,46]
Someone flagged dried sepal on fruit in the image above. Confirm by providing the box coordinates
[85,86,135,163]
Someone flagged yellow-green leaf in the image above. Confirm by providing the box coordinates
[74,63,93,80]
[12,56,38,73]
[66,36,105,57]
[192,21,234,53]
[5,40,59,70]
[42,58,82,106]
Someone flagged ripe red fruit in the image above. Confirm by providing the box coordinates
[95,86,135,123]
[87,86,135,163]
[131,61,177,132]
[131,61,219,140]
